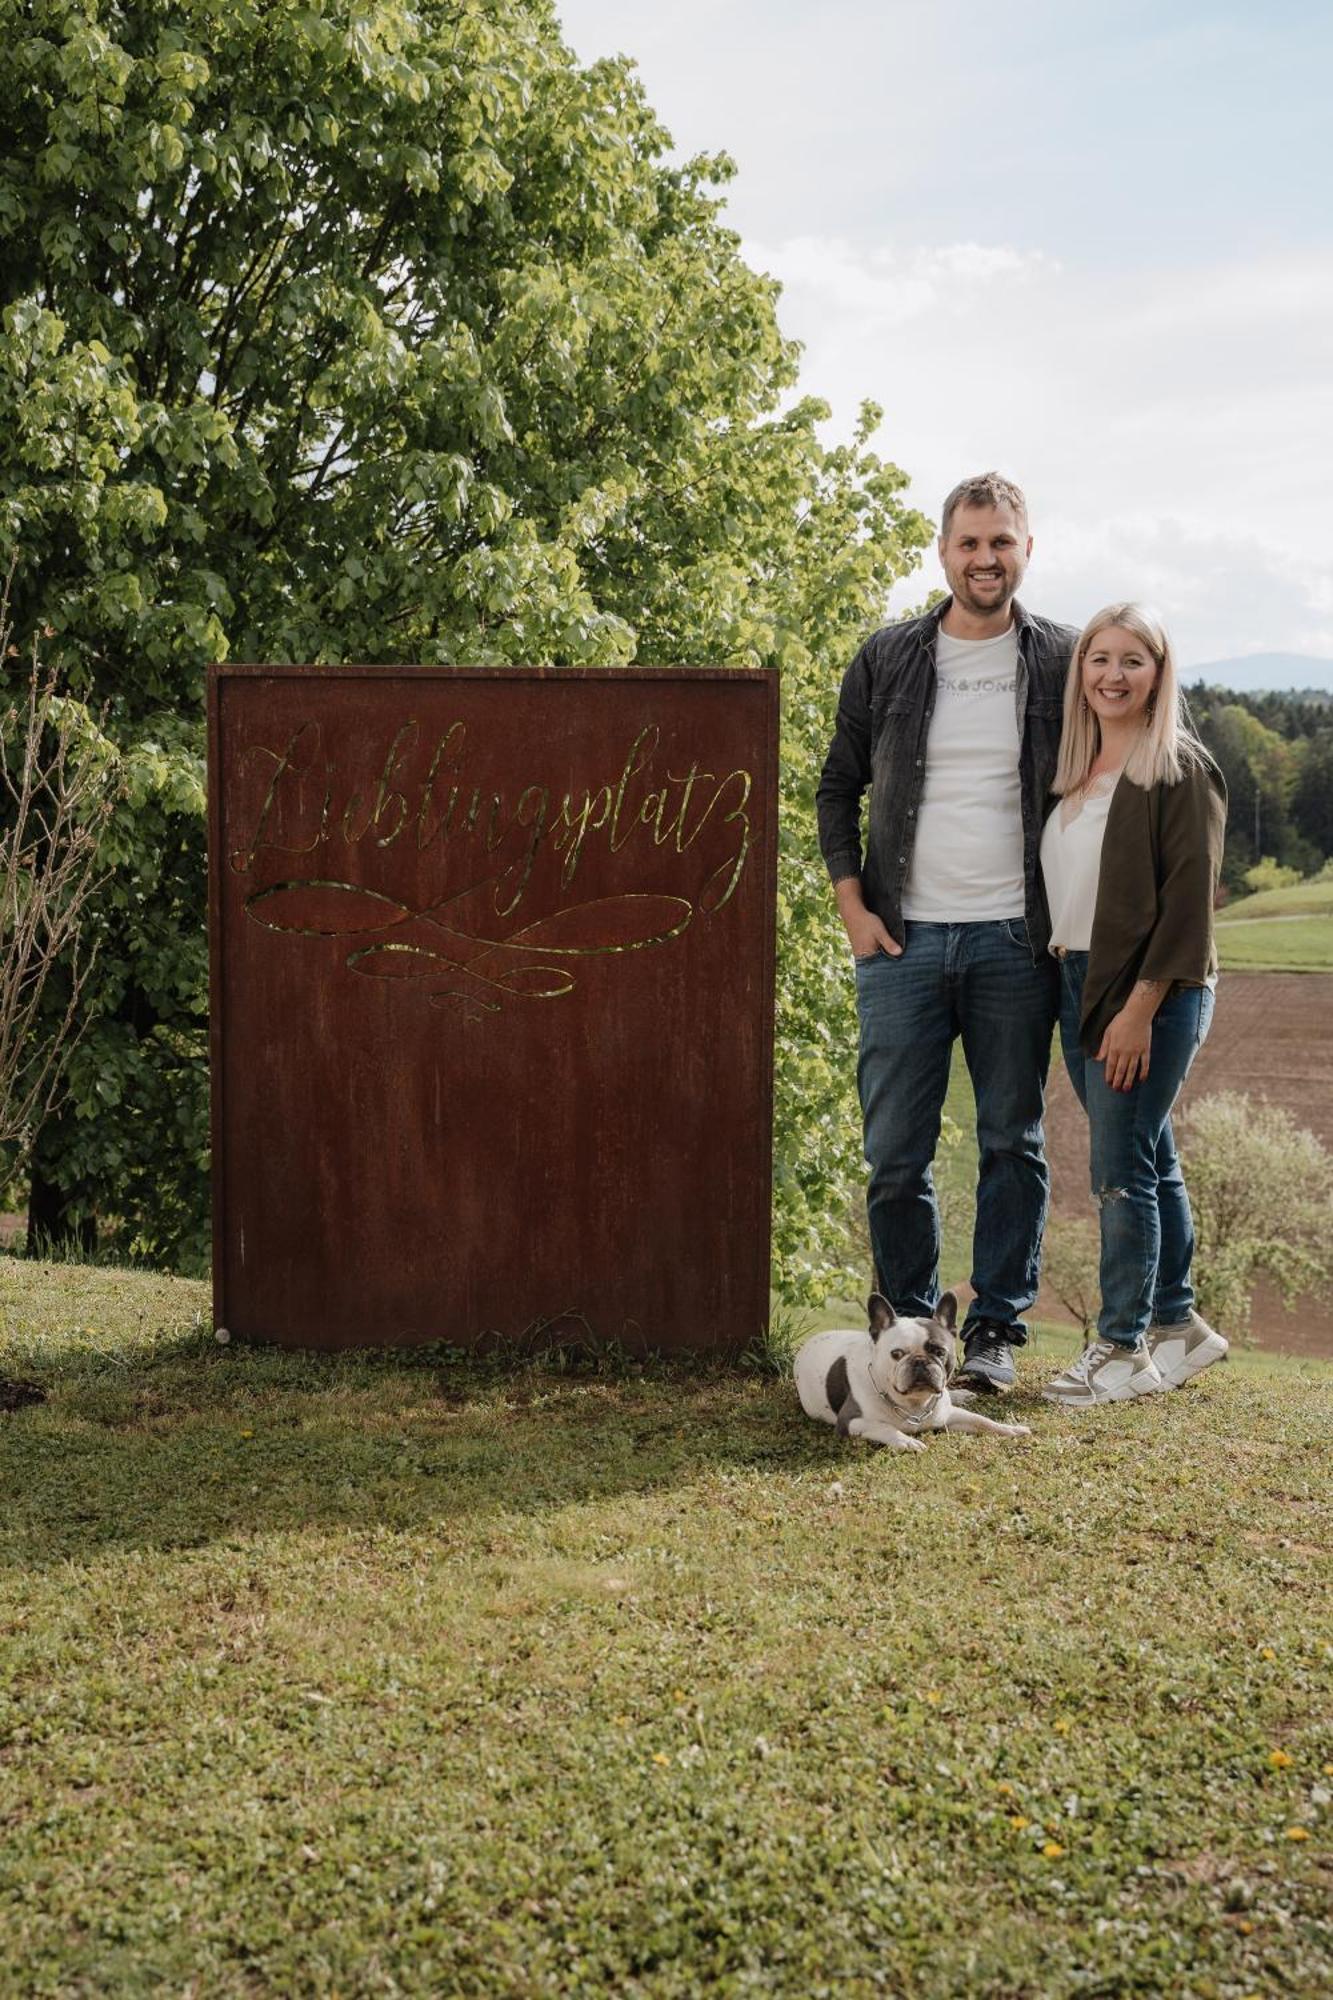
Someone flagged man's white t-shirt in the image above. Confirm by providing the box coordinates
[900,625,1026,921]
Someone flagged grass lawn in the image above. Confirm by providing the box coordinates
[1,1258,1330,1996]
[1215,918,1333,974]
[1214,880,1333,972]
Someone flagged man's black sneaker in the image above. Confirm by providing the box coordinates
[958,1322,1017,1394]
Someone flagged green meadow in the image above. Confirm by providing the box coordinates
[1215,880,1333,971]
[2,1258,1329,1997]
[1216,917,1333,973]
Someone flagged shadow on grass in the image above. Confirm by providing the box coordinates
[0,1327,841,1569]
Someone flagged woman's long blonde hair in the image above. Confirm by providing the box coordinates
[1052,601,1208,794]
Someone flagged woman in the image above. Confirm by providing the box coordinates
[1039,604,1228,1408]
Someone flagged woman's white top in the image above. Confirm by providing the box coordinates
[1040,775,1118,952]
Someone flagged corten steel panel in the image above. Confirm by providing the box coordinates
[208,666,778,1354]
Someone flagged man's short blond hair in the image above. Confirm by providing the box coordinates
[939,472,1029,539]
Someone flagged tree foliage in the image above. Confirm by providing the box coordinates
[1188,683,1332,886]
[0,0,929,1291]
[1241,856,1301,895]
[1290,733,1333,859]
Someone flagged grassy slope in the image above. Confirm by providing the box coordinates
[1218,881,1333,922]
[2,1259,1330,1997]
[1215,881,1333,971]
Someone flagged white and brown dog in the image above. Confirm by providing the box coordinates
[794,1291,1031,1453]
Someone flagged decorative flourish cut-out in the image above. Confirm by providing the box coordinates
[243,879,695,1015]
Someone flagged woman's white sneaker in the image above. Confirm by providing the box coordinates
[1042,1339,1165,1407]
[1146,1311,1228,1389]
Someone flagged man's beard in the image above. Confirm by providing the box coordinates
[951,568,1014,616]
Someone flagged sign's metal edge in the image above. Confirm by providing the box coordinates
[213,663,777,682]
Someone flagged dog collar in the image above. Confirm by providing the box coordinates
[897,1389,944,1433]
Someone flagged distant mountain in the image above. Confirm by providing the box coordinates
[1183,653,1333,694]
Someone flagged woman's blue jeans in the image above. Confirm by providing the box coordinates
[1058,953,1214,1349]
[855,920,1059,1339]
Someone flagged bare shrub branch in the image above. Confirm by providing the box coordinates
[1040,1216,1101,1345]
[0,566,120,1161]
[1179,1090,1333,1339]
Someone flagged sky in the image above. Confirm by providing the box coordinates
[555,0,1333,669]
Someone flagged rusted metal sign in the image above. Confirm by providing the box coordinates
[208,667,778,1354]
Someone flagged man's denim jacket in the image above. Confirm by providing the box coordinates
[815,598,1078,960]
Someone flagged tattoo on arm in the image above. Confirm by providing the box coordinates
[1130,979,1170,1014]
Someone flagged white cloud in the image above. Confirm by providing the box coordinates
[748,238,934,324]
[748,235,1333,664]
[1033,518,1333,663]
[916,244,1057,284]
[747,237,1053,327]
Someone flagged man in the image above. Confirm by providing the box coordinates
[816,472,1076,1392]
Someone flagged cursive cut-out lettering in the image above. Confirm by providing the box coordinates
[230,717,752,1014]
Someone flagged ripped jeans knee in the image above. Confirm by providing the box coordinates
[1090,1174,1160,1346]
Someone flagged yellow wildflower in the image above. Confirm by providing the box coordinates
[1268,1749,1292,1769]
[1009,1815,1030,1830]
[1285,1826,1310,1841]
[1042,1842,1065,1859]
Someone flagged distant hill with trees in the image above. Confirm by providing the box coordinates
[1184,654,1333,696]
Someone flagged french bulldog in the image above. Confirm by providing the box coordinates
[794,1290,1031,1453]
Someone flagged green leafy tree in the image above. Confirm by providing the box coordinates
[1195,698,1298,886]
[0,0,928,1291]
[1291,732,1333,861]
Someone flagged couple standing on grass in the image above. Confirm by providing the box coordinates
[816,471,1228,1409]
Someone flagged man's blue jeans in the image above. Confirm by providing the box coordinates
[1058,953,1214,1349]
[855,920,1059,1341]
